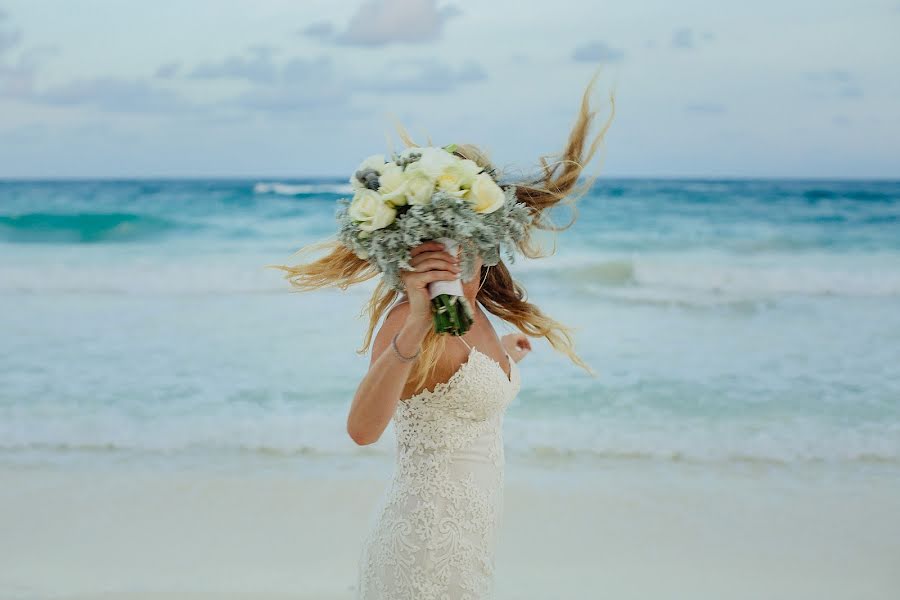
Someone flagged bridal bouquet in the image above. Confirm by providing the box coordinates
[335,144,532,335]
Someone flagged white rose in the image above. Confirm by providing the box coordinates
[466,173,506,214]
[455,158,483,187]
[378,162,407,206]
[405,147,455,180]
[404,170,436,206]
[436,158,482,197]
[348,189,396,231]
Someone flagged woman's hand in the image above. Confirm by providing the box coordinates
[501,333,532,363]
[400,240,461,329]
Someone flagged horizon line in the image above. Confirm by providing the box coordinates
[2,174,899,183]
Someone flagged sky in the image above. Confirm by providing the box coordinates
[0,0,898,179]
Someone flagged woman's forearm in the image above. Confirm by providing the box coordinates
[347,315,432,445]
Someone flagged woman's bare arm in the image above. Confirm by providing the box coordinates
[346,304,431,445]
[346,241,461,445]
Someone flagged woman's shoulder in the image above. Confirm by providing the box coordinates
[384,295,411,322]
[372,297,411,357]
[376,298,409,339]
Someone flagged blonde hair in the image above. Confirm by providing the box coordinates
[273,71,615,390]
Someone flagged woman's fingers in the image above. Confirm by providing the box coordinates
[409,250,457,267]
[401,269,459,290]
[410,241,447,258]
[409,257,460,274]
[417,270,460,285]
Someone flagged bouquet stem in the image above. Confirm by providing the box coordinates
[427,238,475,336]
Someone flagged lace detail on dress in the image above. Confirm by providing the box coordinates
[356,324,521,600]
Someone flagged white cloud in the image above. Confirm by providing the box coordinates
[806,69,864,100]
[355,58,485,93]
[670,28,714,50]
[300,22,335,39]
[572,41,625,63]
[671,28,694,49]
[0,25,22,55]
[35,77,196,114]
[189,47,281,84]
[331,0,461,46]
[0,13,56,100]
[154,61,181,79]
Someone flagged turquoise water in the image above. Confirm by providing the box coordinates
[1,178,898,469]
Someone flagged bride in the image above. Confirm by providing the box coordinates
[278,75,612,599]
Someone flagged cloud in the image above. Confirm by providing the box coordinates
[0,10,191,115]
[34,77,197,113]
[572,41,625,63]
[197,52,480,114]
[806,69,863,99]
[1,12,57,100]
[671,28,694,49]
[0,25,22,56]
[217,54,344,113]
[154,61,181,79]
[670,28,714,50]
[806,69,851,83]
[300,22,335,40]
[230,83,349,113]
[281,56,334,84]
[313,0,461,46]
[355,58,485,93]
[0,48,53,98]
[685,103,726,115]
[189,46,281,84]
[839,86,863,98]
[0,120,141,149]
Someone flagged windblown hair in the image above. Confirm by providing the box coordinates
[274,72,615,391]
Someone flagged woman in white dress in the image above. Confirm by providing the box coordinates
[277,75,612,599]
[352,246,527,599]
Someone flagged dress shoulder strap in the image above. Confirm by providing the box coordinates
[457,336,473,351]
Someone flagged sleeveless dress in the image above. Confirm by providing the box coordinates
[356,306,521,599]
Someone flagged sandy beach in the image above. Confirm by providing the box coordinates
[2,460,898,600]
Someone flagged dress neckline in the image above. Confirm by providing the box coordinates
[400,342,517,403]
[468,345,514,384]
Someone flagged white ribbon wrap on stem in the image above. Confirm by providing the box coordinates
[427,237,464,300]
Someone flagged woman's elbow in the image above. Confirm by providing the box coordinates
[347,419,380,446]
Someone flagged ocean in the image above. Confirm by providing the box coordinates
[1,177,899,473]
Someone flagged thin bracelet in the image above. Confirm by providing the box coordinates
[391,331,421,362]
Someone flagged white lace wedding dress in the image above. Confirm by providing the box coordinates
[356,310,521,599]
